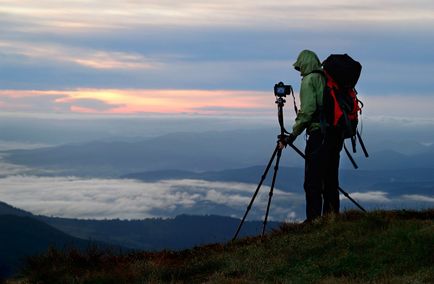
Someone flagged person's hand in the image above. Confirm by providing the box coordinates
[278,134,287,149]
[278,133,296,150]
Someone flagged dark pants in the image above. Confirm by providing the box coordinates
[304,129,344,221]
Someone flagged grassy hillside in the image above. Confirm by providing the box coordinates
[0,215,117,281]
[9,209,433,283]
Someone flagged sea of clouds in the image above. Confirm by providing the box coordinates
[0,163,432,221]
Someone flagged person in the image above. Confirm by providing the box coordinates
[279,49,344,222]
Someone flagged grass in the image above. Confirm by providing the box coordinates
[8,209,434,283]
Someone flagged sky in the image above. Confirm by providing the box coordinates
[1,0,434,117]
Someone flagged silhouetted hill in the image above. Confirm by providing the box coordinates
[38,214,280,251]
[0,201,33,217]
[14,210,434,283]
[0,200,279,251]
[0,201,280,279]
[0,215,102,279]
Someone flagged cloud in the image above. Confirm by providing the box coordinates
[0,40,159,70]
[0,176,303,220]
[1,2,433,94]
[57,98,125,112]
[340,191,434,211]
[0,163,434,220]
[0,160,34,177]
[0,155,51,177]
[343,191,391,203]
[0,92,66,112]
[362,95,434,119]
[0,173,432,221]
[0,141,50,151]
[1,0,433,35]
[0,89,273,115]
[2,88,434,119]
[401,194,434,203]
[0,90,125,113]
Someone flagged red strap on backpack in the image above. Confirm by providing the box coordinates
[324,71,343,126]
[347,89,360,120]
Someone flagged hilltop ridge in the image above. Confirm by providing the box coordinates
[11,209,434,283]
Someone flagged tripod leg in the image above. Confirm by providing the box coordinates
[232,145,279,241]
[262,148,283,237]
[289,143,305,158]
[338,186,367,212]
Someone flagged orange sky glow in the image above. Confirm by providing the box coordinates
[0,89,275,115]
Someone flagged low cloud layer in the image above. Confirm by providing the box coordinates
[0,142,432,221]
[0,175,303,220]
[0,174,432,221]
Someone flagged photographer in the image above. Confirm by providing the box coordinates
[279,50,344,222]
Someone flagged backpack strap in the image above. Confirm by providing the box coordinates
[357,129,369,158]
[343,143,359,169]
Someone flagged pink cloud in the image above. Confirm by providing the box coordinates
[0,89,273,115]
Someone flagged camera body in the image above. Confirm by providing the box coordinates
[274,82,293,97]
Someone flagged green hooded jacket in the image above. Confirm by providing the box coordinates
[291,50,325,137]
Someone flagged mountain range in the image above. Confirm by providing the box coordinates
[123,166,434,196]
[0,201,279,278]
[3,130,434,177]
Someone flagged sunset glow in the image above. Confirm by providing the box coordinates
[0,89,273,115]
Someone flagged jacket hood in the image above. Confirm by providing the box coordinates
[293,50,322,76]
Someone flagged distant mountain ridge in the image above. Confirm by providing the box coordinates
[3,130,279,175]
[124,166,434,197]
[4,130,433,176]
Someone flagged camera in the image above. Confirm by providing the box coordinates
[274,82,293,97]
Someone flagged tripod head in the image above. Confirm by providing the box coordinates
[275,96,286,107]
[274,82,294,136]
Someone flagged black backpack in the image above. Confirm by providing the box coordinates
[320,54,369,168]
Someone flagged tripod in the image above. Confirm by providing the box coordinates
[232,92,366,241]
